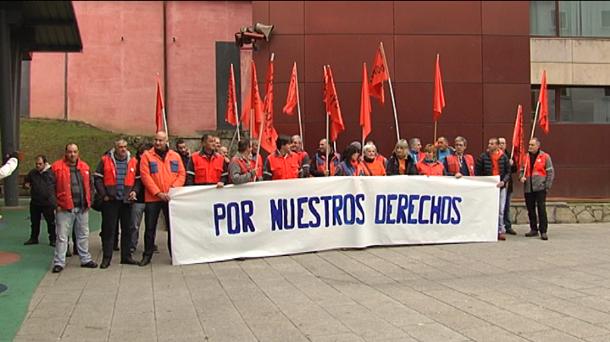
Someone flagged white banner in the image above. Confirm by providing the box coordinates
[169,176,500,265]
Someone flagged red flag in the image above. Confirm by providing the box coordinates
[323,66,345,142]
[283,62,298,115]
[511,104,524,170]
[225,64,238,126]
[260,56,278,153]
[370,46,388,104]
[240,60,264,133]
[360,62,372,142]
[155,78,165,132]
[538,70,549,134]
[432,54,446,122]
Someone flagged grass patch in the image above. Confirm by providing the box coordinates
[20,119,140,172]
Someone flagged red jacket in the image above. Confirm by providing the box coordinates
[264,151,300,180]
[362,157,386,176]
[94,153,138,201]
[140,148,186,202]
[444,154,475,176]
[250,154,263,179]
[416,161,445,176]
[52,159,92,210]
[187,151,227,185]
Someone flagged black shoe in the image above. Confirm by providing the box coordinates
[113,246,120,251]
[540,233,548,241]
[505,228,517,235]
[49,240,56,247]
[24,239,39,245]
[153,245,159,254]
[120,257,138,265]
[52,265,63,273]
[100,258,111,269]
[139,255,152,266]
[525,230,539,237]
[81,261,98,268]
[73,248,79,256]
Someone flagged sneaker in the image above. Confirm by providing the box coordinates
[497,233,506,241]
[24,239,39,245]
[505,228,517,235]
[540,233,548,241]
[525,230,539,237]
[80,261,98,268]
[52,265,63,273]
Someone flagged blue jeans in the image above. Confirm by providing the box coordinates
[53,207,93,267]
[498,188,507,234]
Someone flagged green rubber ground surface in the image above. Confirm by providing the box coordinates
[0,205,101,341]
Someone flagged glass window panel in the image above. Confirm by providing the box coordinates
[531,88,557,122]
[580,1,610,37]
[559,1,582,36]
[560,87,610,123]
[531,1,557,36]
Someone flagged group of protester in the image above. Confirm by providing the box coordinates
[17,130,554,273]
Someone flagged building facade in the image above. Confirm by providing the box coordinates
[26,1,610,198]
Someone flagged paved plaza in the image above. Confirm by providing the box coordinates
[13,223,610,342]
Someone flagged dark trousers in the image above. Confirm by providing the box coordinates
[144,201,170,257]
[101,200,133,261]
[503,191,512,230]
[525,190,548,233]
[29,203,56,243]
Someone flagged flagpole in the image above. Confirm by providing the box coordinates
[254,52,274,172]
[379,42,400,142]
[231,64,241,141]
[228,128,238,154]
[295,62,304,145]
[433,121,437,143]
[509,104,521,161]
[530,100,541,141]
[323,65,330,176]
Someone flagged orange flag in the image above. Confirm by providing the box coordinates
[323,66,345,142]
[538,70,549,134]
[283,62,298,115]
[360,62,372,142]
[260,56,278,153]
[432,54,446,122]
[225,64,238,126]
[511,105,524,170]
[155,77,166,132]
[370,46,388,104]
[240,60,264,133]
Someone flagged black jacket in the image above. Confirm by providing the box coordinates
[25,165,56,207]
[475,151,511,187]
[386,153,418,176]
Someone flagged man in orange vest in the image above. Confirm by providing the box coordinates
[263,135,300,180]
[51,143,97,273]
[94,139,139,269]
[186,134,228,187]
[444,136,475,178]
[229,139,257,184]
[310,138,341,177]
[520,137,554,240]
[139,131,186,266]
[290,135,310,178]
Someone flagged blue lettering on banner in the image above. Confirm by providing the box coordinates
[451,197,462,224]
[375,195,385,224]
[407,195,419,224]
[372,194,463,226]
[308,197,321,228]
[418,195,431,224]
[297,197,309,229]
[355,194,365,225]
[213,201,256,236]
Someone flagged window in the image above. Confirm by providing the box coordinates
[531,86,610,123]
[530,1,610,37]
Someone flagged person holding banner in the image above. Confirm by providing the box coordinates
[263,135,300,181]
[361,144,386,176]
[476,137,511,241]
[435,136,454,163]
[386,139,417,176]
[520,138,554,240]
[290,135,310,178]
[444,136,475,178]
[409,138,425,163]
[229,139,258,185]
[335,144,365,176]
[310,138,340,177]
[186,134,228,187]
[139,131,186,266]
[416,144,446,176]
[499,137,518,235]
[365,140,387,166]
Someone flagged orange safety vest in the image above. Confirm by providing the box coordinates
[140,148,185,202]
[362,158,386,176]
[267,152,300,180]
[52,159,92,210]
[315,153,340,176]
[101,154,137,187]
[524,152,548,177]
[416,161,445,176]
[445,154,475,176]
[191,152,225,184]
[250,154,263,179]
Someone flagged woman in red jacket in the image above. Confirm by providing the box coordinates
[416,144,445,176]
